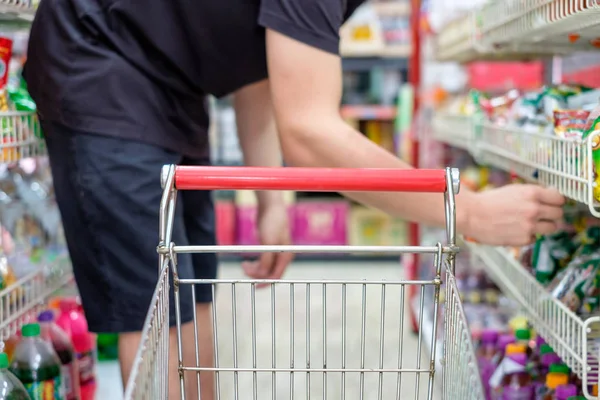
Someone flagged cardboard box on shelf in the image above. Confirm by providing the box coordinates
[292,201,349,245]
[348,206,408,247]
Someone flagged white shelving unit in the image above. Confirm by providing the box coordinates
[0,112,45,163]
[433,2,600,399]
[436,1,600,62]
[466,243,600,400]
[0,0,37,21]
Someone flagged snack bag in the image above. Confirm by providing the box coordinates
[531,232,575,285]
[583,105,600,201]
[0,37,12,113]
[554,109,590,140]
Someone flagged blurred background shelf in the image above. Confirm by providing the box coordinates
[466,242,600,397]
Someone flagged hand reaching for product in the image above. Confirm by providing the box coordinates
[466,184,565,247]
[242,203,294,286]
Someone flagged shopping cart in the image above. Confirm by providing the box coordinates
[123,165,484,400]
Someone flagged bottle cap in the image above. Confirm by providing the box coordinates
[539,344,555,355]
[594,384,599,396]
[515,328,532,341]
[0,353,8,369]
[480,329,499,344]
[555,384,577,400]
[549,363,570,375]
[505,343,527,355]
[21,323,40,337]
[37,310,54,323]
[546,373,569,389]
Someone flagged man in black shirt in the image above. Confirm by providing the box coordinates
[24,0,565,398]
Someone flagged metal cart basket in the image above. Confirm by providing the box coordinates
[123,165,484,400]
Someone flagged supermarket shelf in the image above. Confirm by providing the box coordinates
[0,0,36,21]
[341,56,408,72]
[340,104,397,121]
[0,253,74,340]
[432,112,600,217]
[466,243,600,399]
[436,2,600,62]
[0,112,45,163]
[431,112,473,151]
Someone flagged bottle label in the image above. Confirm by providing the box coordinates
[77,350,96,386]
[24,376,64,400]
[61,362,76,400]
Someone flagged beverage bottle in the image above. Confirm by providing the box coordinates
[56,299,96,400]
[489,344,529,399]
[515,328,534,357]
[9,323,64,400]
[478,329,500,398]
[0,352,30,399]
[534,372,568,400]
[492,335,517,365]
[38,311,81,400]
[538,345,561,377]
[497,353,534,400]
[555,385,578,400]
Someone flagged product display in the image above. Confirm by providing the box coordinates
[0,353,29,400]
[10,323,64,400]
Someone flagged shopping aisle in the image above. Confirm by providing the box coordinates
[98,260,440,400]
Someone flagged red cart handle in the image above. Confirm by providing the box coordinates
[166,166,457,193]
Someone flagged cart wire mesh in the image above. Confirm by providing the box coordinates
[124,165,484,400]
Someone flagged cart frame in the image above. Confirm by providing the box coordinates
[124,165,483,400]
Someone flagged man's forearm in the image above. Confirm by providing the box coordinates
[234,81,286,210]
[279,116,477,236]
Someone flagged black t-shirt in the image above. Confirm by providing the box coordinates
[24,0,365,158]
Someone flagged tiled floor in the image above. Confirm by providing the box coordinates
[97,260,442,399]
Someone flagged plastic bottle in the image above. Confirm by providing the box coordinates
[535,373,569,400]
[56,299,96,400]
[515,329,534,357]
[38,311,81,400]
[538,345,561,377]
[0,352,30,399]
[497,353,534,400]
[9,323,64,400]
[489,344,529,399]
[478,329,500,398]
[555,385,578,400]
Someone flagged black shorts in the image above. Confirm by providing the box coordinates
[43,121,218,333]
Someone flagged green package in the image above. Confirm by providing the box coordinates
[531,231,575,285]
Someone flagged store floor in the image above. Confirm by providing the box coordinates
[97,260,442,399]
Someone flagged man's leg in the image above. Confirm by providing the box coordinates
[42,121,202,397]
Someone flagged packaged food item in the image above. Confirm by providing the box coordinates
[531,232,575,285]
[477,329,500,399]
[583,106,600,202]
[0,37,13,113]
[490,352,534,400]
[534,372,569,400]
[0,352,29,400]
[10,323,64,400]
[555,384,578,400]
[553,109,590,139]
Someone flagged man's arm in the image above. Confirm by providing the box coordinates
[233,80,284,210]
[265,29,564,246]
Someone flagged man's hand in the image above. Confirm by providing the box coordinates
[242,203,294,284]
[465,184,565,246]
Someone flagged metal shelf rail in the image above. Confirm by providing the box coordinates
[430,112,474,151]
[436,0,600,62]
[431,112,600,217]
[466,242,600,400]
[0,253,74,341]
[0,111,45,163]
